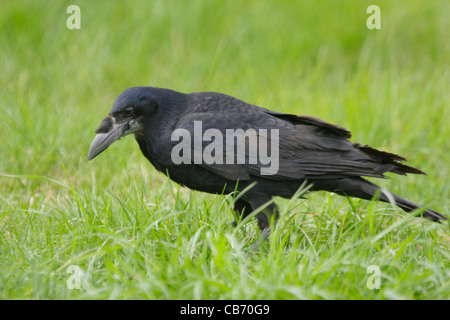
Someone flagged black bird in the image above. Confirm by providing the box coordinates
[88,86,447,243]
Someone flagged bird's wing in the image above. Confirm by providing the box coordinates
[171,105,415,181]
[264,110,352,139]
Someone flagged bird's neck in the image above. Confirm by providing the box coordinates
[134,91,188,173]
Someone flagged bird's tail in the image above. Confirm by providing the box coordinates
[332,177,447,222]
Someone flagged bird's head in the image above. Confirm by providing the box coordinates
[88,87,158,160]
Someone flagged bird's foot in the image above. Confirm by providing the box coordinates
[250,227,271,251]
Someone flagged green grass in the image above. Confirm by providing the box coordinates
[1,0,449,299]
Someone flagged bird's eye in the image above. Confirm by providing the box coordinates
[123,105,134,117]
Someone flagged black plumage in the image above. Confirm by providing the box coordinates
[88,86,447,243]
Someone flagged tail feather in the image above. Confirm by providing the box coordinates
[333,177,447,222]
[353,143,426,176]
[392,196,447,222]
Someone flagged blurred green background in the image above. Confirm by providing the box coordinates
[1,0,449,299]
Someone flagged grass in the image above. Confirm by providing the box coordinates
[1,0,449,299]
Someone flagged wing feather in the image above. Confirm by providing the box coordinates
[170,93,421,181]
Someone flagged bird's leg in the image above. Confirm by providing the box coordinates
[231,198,253,227]
[251,227,271,251]
[254,201,279,231]
[249,197,279,250]
[231,194,279,250]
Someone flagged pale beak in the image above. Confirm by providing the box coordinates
[88,120,127,160]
